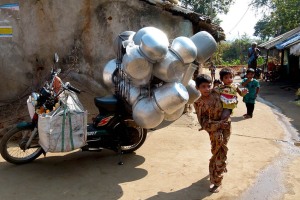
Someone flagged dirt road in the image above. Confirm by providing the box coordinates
[0,71,299,200]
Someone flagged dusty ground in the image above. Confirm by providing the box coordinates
[0,70,300,200]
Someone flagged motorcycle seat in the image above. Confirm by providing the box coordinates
[94,96,118,113]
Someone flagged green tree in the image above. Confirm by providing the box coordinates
[252,0,300,39]
[181,0,234,23]
[213,34,261,66]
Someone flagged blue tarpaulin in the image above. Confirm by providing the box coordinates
[275,33,300,50]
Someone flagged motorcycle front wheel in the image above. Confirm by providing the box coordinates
[0,126,43,164]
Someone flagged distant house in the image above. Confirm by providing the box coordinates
[259,26,300,83]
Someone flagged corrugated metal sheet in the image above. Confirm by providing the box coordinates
[259,26,300,50]
[275,33,300,50]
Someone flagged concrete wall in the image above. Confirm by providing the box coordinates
[0,0,193,103]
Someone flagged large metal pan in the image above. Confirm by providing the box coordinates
[170,36,197,64]
[153,50,187,83]
[132,97,164,129]
[122,45,153,86]
[139,30,169,63]
[190,31,217,63]
[102,59,117,92]
[186,80,201,104]
[153,82,189,114]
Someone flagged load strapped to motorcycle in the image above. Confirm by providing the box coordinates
[0,27,218,165]
[103,27,218,129]
[38,91,87,152]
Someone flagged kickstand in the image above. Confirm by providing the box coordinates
[117,144,124,165]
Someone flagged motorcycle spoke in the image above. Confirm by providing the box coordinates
[5,129,41,160]
[7,147,39,159]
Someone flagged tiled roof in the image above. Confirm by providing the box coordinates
[141,0,225,41]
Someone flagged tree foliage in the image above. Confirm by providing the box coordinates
[212,34,262,66]
[180,0,234,23]
[252,0,300,39]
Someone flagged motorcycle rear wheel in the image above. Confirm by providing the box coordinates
[121,128,147,154]
[0,126,43,164]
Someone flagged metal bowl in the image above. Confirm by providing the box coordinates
[102,59,117,91]
[139,29,169,63]
[186,80,201,104]
[132,97,164,129]
[170,36,197,64]
[153,50,187,83]
[122,45,153,86]
[190,31,217,63]
[164,106,184,121]
[153,82,189,114]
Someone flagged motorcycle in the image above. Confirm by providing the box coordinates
[255,68,262,79]
[0,53,147,165]
[239,67,247,79]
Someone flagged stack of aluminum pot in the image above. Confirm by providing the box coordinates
[101,27,217,129]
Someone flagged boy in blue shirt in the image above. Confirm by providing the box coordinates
[241,68,260,118]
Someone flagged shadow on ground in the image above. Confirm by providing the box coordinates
[146,175,213,200]
[0,150,147,200]
[231,116,245,122]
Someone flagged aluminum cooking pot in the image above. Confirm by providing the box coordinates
[153,50,187,83]
[164,106,184,121]
[124,83,148,105]
[132,97,164,129]
[102,59,117,91]
[170,36,197,64]
[153,82,189,114]
[113,31,135,58]
[186,80,201,104]
[181,63,198,86]
[133,27,164,45]
[122,45,153,86]
[138,29,169,63]
[190,31,217,63]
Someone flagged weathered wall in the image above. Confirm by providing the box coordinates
[0,0,193,103]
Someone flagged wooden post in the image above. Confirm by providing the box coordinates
[280,49,284,67]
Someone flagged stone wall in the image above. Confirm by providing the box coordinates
[0,0,194,104]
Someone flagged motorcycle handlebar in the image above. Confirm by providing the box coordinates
[65,82,81,94]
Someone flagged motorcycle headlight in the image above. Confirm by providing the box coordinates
[31,92,40,107]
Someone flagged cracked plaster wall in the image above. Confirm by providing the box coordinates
[0,0,193,103]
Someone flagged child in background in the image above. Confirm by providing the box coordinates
[215,68,247,121]
[241,68,260,118]
[209,62,217,81]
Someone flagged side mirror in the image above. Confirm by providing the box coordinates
[54,53,59,63]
